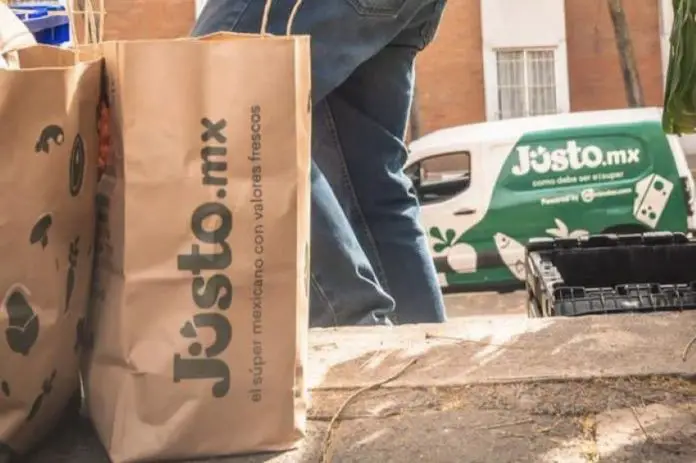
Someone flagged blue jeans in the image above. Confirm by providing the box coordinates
[193,0,447,326]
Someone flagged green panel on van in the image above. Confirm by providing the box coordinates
[439,121,688,287]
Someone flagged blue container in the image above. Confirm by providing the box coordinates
[11,8,46,20]
[12,5,70,46]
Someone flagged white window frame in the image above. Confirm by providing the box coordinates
[483,45,570,121]
[495,48,558,119]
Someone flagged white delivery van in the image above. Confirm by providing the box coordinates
[406,107,696,291]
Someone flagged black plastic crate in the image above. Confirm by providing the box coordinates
[525,231,696,317]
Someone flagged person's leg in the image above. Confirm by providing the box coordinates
[316,3,448,324]
[308,159,395,327]
[192,0,444,325]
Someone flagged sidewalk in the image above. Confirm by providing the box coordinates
[27,311,696,462]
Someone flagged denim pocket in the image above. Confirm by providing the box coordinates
[418,0,446,48]
[344,0,409,17]
[390,0,446,50]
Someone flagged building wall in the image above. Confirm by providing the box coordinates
[89,0,667,138]
[564,0,663,112]
[480,0,570,120]
[104,0,194,39]
[659,0,672,82]
[416,0,485,135]
[416,0,667,136]
[78,0,195,41]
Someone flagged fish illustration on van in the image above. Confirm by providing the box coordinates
[493,233,526,281]
[495,220,587,281]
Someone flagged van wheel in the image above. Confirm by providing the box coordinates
[600,224,649,235]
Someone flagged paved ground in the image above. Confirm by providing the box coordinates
[25,378,696,463]
[444,290,525,318]
[305,378,696,463]
[21,299,696,463]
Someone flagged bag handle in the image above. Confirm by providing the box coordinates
[261,0,305,36]
[66,0,104,45]
[65,0,78,45]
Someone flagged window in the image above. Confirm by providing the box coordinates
[496,49,558,120]
[405,152,471,205]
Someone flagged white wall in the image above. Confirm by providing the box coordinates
[659,0,673,86]
[480,0,570,121]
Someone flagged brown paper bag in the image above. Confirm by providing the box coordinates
[0,45,101,458]
[86,31,311,462]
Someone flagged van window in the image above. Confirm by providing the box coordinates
[406,151,471,205]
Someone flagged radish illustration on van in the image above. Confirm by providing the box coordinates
[429,227,477,274]
[545,218,589,239]
[407,108,696,290]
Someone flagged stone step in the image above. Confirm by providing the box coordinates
[26,311,696,462]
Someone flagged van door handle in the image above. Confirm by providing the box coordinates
[454,208,477,216]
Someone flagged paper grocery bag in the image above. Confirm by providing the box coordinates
[86,33,311,462]
[0,45,101,458]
